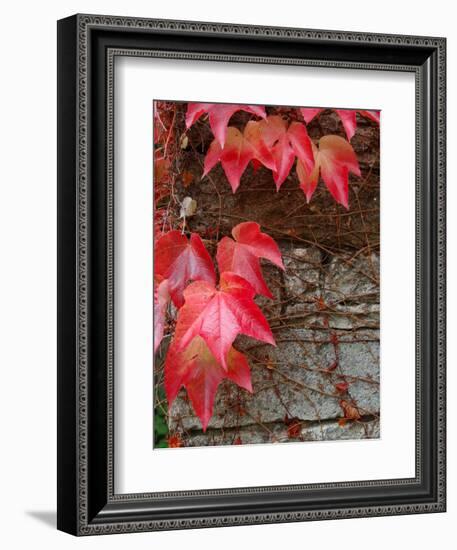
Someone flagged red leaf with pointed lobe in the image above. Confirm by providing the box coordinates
[335,110,357,140]
[299,108,323,124]
[176,272,275,371]
[301,107,357,140]
[217,222,284,298]
[259,116,314,189]
[154,230,216,308]
[297,135,361,208]
[165,335,252,431]
[186,103,266,147]
[300,107,380,138]
[203,122,275,192]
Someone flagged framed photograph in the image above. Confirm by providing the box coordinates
[57,14,446,535]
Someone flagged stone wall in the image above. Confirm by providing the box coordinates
[168,246,380,445]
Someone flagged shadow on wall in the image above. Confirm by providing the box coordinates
[25,510,56,529]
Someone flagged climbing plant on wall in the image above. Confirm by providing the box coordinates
[153,101,379,432]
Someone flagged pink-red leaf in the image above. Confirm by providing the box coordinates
[203,123,275,192]
[297,135,361,208]
[154,230,216,308]
[177,272,275,371]
[154,275,170,352]
[165,335,252,431]
[299,108,323,124]
[300,107,380,139]
[335,109,357,140]
[186,103,266,147]
[217,222,284,298]
[259,116,314,189]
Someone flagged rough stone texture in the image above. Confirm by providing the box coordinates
[179,418,380,447]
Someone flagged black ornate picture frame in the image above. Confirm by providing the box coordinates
[57,14,446,535]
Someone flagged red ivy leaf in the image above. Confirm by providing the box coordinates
[335,381,349,393]
[154,275,170,352]
[297,135,361,208]
[186,103,266,147]
[176,272,275,371]
[300,107,380,139]
[154,230,216,308]
[216,222,284,298]
[181,170,194,187]
[259,116,314,189]
[299,108,323,124]
[335,110,357,140]
[203,122,275,192]
[165,334,252,431]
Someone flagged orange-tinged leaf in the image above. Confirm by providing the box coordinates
[203,123,275,192]
[155,156,171,184]
[259,116,314,189]
[182,170,194,187]
[216,222,284,298]
[243,120,277,170]
[296,147,319,203]
[297,135,361,208]
[186,103,266,147]
[154,230,216,308]
[176,272,275,371]
[340,399,361,420]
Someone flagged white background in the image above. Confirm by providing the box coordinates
[115,58,415,493]
[0,1,454,548]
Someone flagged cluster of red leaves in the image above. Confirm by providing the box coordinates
[187,103,379,208]
[154,222,282,430]
[154,101,378,432]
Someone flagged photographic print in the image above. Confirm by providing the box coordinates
[153,100,380,449]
